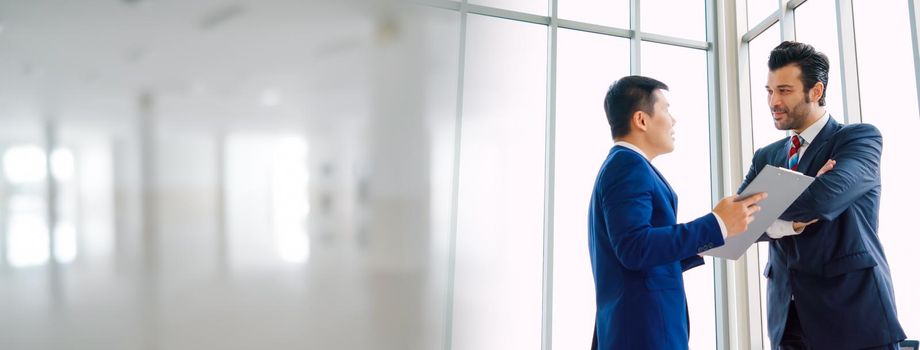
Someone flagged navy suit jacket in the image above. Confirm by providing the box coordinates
[589,145,724,350]
[739,117,905,349]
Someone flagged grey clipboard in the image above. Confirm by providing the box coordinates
[702,165,814,260]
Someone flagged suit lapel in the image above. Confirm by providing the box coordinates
[774,142,788,168]
[797,116,841,174]
[649,163,678,212]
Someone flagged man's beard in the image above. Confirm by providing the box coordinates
[773,94,811,131]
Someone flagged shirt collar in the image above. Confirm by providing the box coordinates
[613,140,649,161]
[796,110,829,145]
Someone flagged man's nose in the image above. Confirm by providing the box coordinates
[769,93,782,108]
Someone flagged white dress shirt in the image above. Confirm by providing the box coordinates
[765,110,830,239]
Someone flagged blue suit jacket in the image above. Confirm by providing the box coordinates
[589,145,724,350]
[739,117,905,349]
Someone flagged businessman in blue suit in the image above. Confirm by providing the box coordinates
[589,76,767,349]
[740,41,905,349]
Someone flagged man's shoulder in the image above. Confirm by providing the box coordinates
[603,146,650,169]
[597,147,654,186]
[835,122,881,139]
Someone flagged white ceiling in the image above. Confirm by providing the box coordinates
[0,0,381,129]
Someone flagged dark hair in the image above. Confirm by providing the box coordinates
[768,41,830,106]
[603,75,669,139]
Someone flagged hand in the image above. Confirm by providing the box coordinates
[792,219,818,233]
[817,159,835,176]
[713,192,768,237]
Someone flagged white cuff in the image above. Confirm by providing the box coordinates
[766,220,801,239]
[712,212,728,239]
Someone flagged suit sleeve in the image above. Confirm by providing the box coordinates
[739,148,772,242]
[680,256,705,272]
[600,154,725,271]
[779,125,882,222]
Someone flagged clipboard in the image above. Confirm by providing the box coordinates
[702,165,814,260]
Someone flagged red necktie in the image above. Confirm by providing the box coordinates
[788,135,802,171]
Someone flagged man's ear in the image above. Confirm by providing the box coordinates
[632,110,649,132]
[810,81,824,103]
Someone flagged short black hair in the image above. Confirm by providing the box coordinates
[768,41,830,106]
[603,75,669,139]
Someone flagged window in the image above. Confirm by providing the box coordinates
[3,145,50,267]
[552,28,629,350]
[641,0,706,41]
[746,22,782,350]
[225,135,311,268]
[853,0,920,339]
[270,137,310,264]
[451,14,547,349]
[643,41,716,350]
[748,25,785,151]
[558,0,628,29]
[747,0,778,30]
[794,0,845,121]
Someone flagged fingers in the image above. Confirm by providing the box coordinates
[737,204,761,230]
[793,219,819,226]
[817,159,836,176]
[741,192,768,206]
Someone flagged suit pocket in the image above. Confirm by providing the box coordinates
[645,275,681,291]
[823,251,877,278]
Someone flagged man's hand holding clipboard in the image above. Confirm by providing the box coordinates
[702,164,822,260]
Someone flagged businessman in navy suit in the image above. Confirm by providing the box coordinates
[739,41,905,350]
[589,76,767,349]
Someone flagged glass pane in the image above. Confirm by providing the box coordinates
[794,0,845,121]
[552,29,629,350]
[641,0,706,41]
[642,41,716,350]
[470,0,546,16]
[747,0,779,31]
[558,0,628,29]
[748,25,785,151]
[452,14,546,350]
[854,0,920,340]
[746,23,782,350]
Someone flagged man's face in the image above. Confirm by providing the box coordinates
[648,89,676,155]
[766,64,813,131]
